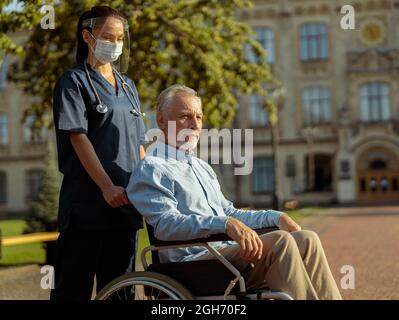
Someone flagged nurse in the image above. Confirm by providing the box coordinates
[51,6,146,300]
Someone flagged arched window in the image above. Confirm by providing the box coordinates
[369,159,387,170]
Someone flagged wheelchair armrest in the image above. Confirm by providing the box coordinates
[151,227,279,247]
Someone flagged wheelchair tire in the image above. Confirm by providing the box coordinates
[95,271,194,300]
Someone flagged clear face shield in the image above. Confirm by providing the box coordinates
[82,16,130,73]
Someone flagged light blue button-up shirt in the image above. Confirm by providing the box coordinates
[126,140,283,263]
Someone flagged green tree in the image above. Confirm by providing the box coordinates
[0,0,43,64]
[24,138,60,233]
[5,0,278,129]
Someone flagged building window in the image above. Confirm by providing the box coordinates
[0,171,6,204]
[285,155,296,178]
[0,55,9,91]
[252,157,275,193]
[360,83,390,122]
[305,154,332,192]
[302,86,331,125]
[25,170,43,201]
[248,95,268,127]
[246,27,275,64]
[255,27,275,64]
[24,115,48,143]
[0,113,8,145]
[300,23,329,61]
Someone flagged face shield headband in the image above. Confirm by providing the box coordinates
[82,16,130,73]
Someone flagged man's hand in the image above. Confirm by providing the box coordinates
[226,218,263,261]
[102,185,129,208]
[278,213,301,232]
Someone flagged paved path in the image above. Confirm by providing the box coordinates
[300,205,399,300]
[0,265,50,300]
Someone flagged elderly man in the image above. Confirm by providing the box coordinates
[126,84,342,300]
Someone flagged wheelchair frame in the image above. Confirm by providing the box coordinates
[96,224,293,300]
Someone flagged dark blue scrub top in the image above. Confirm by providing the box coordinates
[53,63,147,230]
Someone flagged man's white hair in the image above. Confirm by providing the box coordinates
[156,84,201,113]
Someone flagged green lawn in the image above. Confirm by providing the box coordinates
[0,220,45,266]
[285,207,323,221]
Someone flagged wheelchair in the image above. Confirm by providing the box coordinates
[95,223,293,300]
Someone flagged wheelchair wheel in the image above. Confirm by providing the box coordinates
[95,271,194,300]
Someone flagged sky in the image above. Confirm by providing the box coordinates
[3,1,23,12]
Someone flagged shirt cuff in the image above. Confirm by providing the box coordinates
[265,210,284,227]
[212,216,229,234]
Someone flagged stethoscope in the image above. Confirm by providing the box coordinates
[83,61,145,117]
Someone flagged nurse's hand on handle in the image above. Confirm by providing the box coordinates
[102,185,129,208]
[70,132,130,208]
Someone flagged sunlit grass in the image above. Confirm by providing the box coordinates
[0,220,45,266]
[285,207,324,221]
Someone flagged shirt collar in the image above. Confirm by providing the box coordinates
[151,140,194,163]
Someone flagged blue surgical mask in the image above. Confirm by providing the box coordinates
[90,34,123,63]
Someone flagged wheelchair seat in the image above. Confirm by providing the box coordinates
[148,259,244,296]
[144,223,275,297]
[95,223,293,300]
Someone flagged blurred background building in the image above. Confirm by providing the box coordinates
[1,0,399,219]
[220,0,399,208]
[0,33,48,219]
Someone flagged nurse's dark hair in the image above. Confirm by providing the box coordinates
[76,6,125,64]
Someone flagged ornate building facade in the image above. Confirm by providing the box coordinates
[219,0,399,207]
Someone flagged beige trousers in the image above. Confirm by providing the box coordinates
[198,230,342,300]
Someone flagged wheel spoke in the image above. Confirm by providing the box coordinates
[116,290,122,300]
[96,274,191,300]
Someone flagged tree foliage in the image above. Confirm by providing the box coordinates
[3,0,278,129]
[0,0,43,62]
